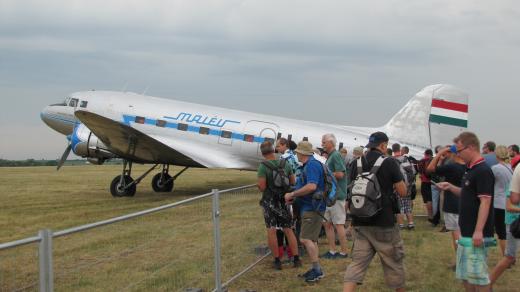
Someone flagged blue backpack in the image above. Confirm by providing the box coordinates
[304,160,337,207]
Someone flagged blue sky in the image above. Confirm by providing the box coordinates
[1,0,519,159]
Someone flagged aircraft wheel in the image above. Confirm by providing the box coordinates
[152,173,174,192]
[110,175,136,197]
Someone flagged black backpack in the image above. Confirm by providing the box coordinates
[262,159,291,194]
[396,156,416,197]
[348,156,386,218]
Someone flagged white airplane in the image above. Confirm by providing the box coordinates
[41,84,469,197]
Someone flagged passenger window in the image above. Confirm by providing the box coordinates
[244,134,254,142]
[221,130,232,139]
[199,127,209,135]
[80,101,88,108]
[135,116,145,124]
[339,142,344,149]
[69,98,79,107]
[156,120,167,127]
[303,137,308,141]
[288,134,292,141]
[277,132,282,140]
[177,123,188,131]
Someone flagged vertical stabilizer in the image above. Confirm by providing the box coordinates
[428,84,469,148]
[383,84,469,149]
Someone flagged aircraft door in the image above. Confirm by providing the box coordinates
[241,120,279,157]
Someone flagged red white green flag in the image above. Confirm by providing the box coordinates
[429,98,468,128]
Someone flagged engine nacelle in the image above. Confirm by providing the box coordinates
[71,123,116,163]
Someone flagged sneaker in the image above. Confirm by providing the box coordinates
[399,224,405,230]
[293,258,302,268]
[298,268,314,278]
[273,260,282,270]
[335,253,348,258]
[304,268,324,282]
[407,224,415,230]
[320,251,336,259]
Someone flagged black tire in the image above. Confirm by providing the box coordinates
[110,175,136,197]
[151,173,174,192]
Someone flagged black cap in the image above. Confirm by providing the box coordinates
[366,131,389,148]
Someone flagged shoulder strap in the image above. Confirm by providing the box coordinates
[279,158,287,170]
[369,156,387,175]
[356,157,363,175]
[261,161,277,172]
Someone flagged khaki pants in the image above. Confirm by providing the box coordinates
[344,225,405,289]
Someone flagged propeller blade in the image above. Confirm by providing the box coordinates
[57,144,72,170]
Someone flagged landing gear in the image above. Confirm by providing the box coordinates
[152,171,173,192]
[110,175,136,197]
[150,165,189,193]
[109,161,189,197]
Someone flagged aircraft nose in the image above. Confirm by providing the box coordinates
[40,104,75,135]
[40,105,53,124]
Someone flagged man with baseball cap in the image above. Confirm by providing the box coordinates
[284,141,327,283]
[344,131,407,292]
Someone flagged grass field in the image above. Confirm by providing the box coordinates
[1,165,519,291]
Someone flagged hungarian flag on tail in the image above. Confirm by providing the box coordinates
[429,98,468,128]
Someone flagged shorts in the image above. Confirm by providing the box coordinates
[443,212,459,231]
[261,200,292,229]
[505,224,520,258]
[344,225,405,289]
[399,196,413,214]
[456,241,490,286]
[494,208,506,240]
[300,211,323,242]
[421,182,432,203]
[324,200,347,224]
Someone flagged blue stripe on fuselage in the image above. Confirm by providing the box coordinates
[122,114,270,144]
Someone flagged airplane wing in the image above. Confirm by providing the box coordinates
[74,110,204,167]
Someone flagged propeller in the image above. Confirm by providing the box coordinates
[57,143,72,170]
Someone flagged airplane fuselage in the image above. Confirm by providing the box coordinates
[42,91,427,170]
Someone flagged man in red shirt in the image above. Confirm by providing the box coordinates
[508,144,520,170]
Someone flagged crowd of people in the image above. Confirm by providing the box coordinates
[256,131,520,291]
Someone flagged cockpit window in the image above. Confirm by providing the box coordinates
[80,101,88,108]
[69,98,79,107]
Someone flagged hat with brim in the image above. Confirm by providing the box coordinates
[295,141,314,156]
[366,131,389,148]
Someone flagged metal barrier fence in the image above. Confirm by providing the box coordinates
[0,185,268,292]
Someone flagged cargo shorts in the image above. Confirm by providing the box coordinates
[300,211,323,242]
[344,225,405,289]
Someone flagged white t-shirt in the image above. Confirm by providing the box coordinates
[511,165,520,194]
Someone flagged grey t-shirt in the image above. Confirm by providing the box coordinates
[491,163,513,209]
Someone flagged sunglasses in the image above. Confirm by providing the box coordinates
[450,144,467,154]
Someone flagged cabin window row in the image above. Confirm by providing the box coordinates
[134,116,274,143]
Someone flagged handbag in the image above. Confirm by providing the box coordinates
[510,217,520,239]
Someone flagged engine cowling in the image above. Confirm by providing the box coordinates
[71,123,116,163]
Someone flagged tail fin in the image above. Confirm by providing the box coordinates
[384,84,469,149]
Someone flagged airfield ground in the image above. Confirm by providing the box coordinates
[1,165,519,291]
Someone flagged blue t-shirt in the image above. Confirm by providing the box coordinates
[295,156,326,213]
[483,153,498,167]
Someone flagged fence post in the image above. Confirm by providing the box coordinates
[38,229,53,292]
[212,189,222,292]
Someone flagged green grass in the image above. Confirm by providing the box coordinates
[1,166,519,291]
